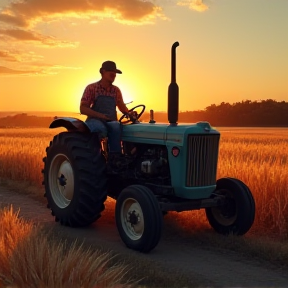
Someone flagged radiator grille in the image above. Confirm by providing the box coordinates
[186,134,220,187]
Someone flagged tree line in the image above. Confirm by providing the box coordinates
[0,113,54,128]
[142,99,288,127]
[0,99,287,127]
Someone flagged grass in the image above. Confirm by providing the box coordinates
[162,210,288,269]
[1,127,288,240]
[0,128,64,185]
[1,127,288,286]
[217,128,288,239]
[0,204,196,288]
[0,206,136,288]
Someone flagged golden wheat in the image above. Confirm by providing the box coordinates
[0,206,134,288]
[0,128,63,185]
[217,129,288,238]
[0,127,288,239]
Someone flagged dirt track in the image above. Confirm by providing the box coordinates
[1,184,288,288]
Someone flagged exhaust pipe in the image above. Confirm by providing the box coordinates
[168,41,179,125]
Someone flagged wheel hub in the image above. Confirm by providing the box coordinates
[58,174,67,187]
[221,197,236,218]
[128,210,139,225]
[211,189,237,226]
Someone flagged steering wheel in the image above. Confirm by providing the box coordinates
[119,104,146,124]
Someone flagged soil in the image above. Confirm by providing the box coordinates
[1,184,288,288]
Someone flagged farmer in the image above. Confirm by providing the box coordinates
[80,60,132,170]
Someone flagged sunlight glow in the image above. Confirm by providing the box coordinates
[0,0,287,112]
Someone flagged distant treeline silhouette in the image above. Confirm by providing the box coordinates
[0,99,287,127]
[0,113,54,128]
[142,99,288,127]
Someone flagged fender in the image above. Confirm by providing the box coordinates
[49,117,90,132]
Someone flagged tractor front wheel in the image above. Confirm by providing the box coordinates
[206,177,255,235]
[115,185,163,253]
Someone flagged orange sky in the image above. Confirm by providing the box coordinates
[0,0,287,113]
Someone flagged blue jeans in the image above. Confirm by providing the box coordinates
[85,119,122,153]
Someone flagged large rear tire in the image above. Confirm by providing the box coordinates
[115,185,163,253]
[42,132,107,227]
[206,177,255,235]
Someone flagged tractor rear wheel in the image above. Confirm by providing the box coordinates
[205,177,255,235]
[115,185,163,253]
[42,132,107,227]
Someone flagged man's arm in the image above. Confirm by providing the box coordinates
[80,101,111,121]
[80,84,111,121]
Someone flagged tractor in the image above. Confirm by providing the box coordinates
[42,42,255,253]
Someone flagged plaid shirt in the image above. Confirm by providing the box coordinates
[81,81,128,113]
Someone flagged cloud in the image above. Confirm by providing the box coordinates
[0,0,163,28]
[1,28,39,40]
[0,0,207,76]
[0,0,163,75]
[0,51,18,62]
[0,28,77,47]
[178,0,209,12]
[0,47,81,75]
[0,12,27,27]
[0,63,81,76]
[0,65,40,75]
[0,49,46,63]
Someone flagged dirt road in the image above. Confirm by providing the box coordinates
[1,184,288,287]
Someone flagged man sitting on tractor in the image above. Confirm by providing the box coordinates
[79,60,132,172]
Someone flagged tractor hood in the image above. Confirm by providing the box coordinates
[121,121,219,146]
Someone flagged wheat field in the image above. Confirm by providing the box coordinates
[0,206,133,288]
[217,128,288,238]
[0,127,288,240]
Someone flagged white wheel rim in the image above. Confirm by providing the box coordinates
[120,198,144,240]
[49,154,74,208]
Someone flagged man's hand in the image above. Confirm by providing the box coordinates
[80,103,112,121]
[127,110,138,121]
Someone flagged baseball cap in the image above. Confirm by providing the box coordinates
[100,61,122,74]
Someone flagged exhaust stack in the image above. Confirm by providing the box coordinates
[168,41,179,125]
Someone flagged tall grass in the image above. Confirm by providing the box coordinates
[0,127,288,240]
[0,128,63,185]
[0,206,134,288]
[217,129,288,238]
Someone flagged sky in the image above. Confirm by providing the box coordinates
[0,0,287,113]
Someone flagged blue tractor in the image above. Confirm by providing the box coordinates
[42,42,255,253]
